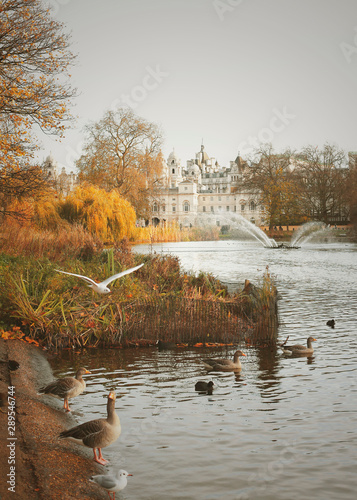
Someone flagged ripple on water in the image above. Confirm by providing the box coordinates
[48,242,357,499]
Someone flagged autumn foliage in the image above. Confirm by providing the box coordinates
[57,184,137,241]
[0,0,76,159]
[76,107,164,219]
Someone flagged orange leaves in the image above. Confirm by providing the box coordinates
[0,0,76,162]
[0,326,39,346]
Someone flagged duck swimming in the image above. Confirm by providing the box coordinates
[280,336,316,356]
[195,380,214,393]
[202,350,246,371]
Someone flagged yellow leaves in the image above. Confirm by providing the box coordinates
[58,184,136,242]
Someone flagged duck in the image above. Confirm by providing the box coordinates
[326,319,335,328]
[195,380,214,394]
[39,367,91,412]
[202,350,246,371]
[157,339,177,350]
[280,336,316,356]
[59,391,121,465]
[90,469,132,499]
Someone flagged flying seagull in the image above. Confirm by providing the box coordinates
[55,263,144,294]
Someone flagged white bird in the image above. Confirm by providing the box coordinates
[90,469,132,499]
[55,263,144,294]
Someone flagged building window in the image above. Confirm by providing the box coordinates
[250,201,256,211]
[162,204,166,212]
[203,206,206,212]
[234,206,237,212]
[153,203,158,212]
[226,206,230,211]
[171,182,175,188]
[218,196,221,201]
[202,197,205,201]
[183,202,190,212]
[211,206,214,212]
[218,206,222,211]
[172,205,176,213]
[241,205,245,211]
[184,187,187,191]
[172,168,175,174]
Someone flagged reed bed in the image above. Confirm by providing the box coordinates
[0,224,278,349]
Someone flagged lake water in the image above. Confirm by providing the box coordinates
[49,240,357,500]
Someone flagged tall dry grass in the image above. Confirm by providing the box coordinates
[132,222,220,243]
[0,219,103,261]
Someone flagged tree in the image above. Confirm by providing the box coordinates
[0,0,76,219]
[76,107,164,219]
[0,163,51,220]
[296,144,348,224]
[57,184,137,241]
[242,144,303,228]
[0,0,76,157]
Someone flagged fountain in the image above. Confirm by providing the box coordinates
[195,213,278,247]
[193,214,333,249]
[290,221,331,247]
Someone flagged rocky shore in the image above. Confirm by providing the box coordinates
[0,339,108,500]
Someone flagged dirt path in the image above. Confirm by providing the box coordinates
[0,339,108,500]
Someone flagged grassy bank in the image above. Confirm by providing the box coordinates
[0,224,278,349]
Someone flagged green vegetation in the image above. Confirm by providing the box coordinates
[0,224,277,349]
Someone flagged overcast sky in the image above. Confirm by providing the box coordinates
[41,0,357,171]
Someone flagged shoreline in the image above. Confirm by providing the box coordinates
[0,339,109,499]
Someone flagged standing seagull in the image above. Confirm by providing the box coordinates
[55,263,144,294]
[90,469,132,499]
[39,367,91,412]
[59,391,121,465]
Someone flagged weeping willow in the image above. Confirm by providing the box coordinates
[57,184,137,241]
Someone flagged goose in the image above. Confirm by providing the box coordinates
[280,336,316,356]
[195,380,214,393]
[55,263,144,294]
[90,469,132,499]
[39,367,91,412]
[203,350,246,371]
[59,391,121,465]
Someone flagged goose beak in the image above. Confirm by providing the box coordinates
[241,353,246,356]
[108,391,116,400]
[85,369,91,374]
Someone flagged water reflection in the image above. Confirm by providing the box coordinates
[45,241,357,500]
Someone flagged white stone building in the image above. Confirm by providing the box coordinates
[151,144,265,227]
[42,154,77,197]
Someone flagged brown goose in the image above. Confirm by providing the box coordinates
[203,350,246,371]
[280,337,316,356]
[39,367,91,412]
[59,391,121,465]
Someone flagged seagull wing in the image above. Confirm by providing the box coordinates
[101,263,144,286]
[55,270,97,287]
[94,475,118,490]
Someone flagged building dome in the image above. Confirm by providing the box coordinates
[167,150,179,165]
